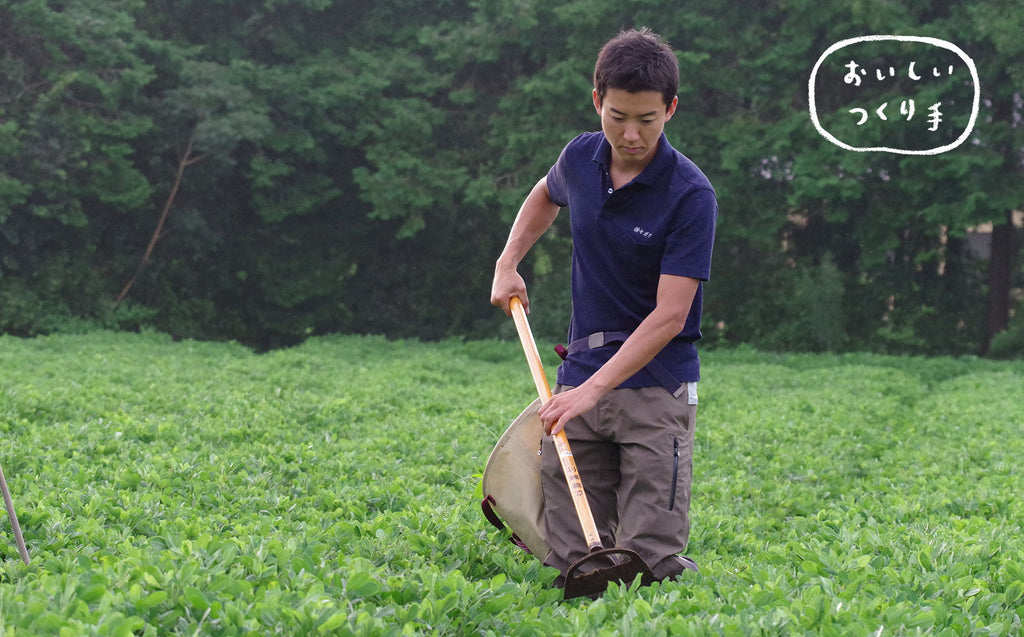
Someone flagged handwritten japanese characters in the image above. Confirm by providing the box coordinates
[809,36,980,155]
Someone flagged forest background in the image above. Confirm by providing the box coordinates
[1,0,1022,356]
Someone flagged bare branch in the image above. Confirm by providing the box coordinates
[114,130,205,308]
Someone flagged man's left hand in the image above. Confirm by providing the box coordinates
[538,383,603,436]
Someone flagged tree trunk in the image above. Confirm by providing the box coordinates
[983,209,1014,354]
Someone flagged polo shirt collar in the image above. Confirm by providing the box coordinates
[591,132,674,187]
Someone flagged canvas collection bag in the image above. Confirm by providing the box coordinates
[480,399,550,559]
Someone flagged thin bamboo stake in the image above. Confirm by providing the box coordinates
[0,462,30,564]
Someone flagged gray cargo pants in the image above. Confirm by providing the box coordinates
[540,384,696,580]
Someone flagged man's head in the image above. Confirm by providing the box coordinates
[592,29,679,172]
[593,27,679,111]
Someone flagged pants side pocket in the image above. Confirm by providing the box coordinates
[668,436,679,511]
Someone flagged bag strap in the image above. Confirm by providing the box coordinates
[562,331,687,399]
[481,495,534,554]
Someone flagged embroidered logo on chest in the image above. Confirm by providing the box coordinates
[633,226,654,239]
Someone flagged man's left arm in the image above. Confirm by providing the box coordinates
[537,274,699,435]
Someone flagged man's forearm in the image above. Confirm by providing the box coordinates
[585,275,699,394]
[495,178,560,269]
[491,178,561,314]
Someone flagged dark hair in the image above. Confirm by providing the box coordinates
[593,27,679,109]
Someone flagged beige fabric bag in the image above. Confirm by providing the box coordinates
[481,399,550,559]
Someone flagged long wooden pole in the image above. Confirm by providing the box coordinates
[509,297,603,552]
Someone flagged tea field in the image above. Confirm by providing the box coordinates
[0,332,1022,635]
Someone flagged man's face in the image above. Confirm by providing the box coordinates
[593,88,678,172]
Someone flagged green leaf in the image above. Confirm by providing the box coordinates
[319,612,348,633]
[482,594,515,613]
[184,587,210,612]
[346,571,381,597]
[917,549,933,570]
[1004,581,1024,605]
[78,584,106,604]
[134,590,168,612]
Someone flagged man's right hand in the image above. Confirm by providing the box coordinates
[490,264,528,316]
[487,266,528,317]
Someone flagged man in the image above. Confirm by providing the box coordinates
[490,27,717,585]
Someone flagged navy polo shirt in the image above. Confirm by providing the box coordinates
[545,131,717,387]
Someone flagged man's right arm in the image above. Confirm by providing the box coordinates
[490,177,561,316]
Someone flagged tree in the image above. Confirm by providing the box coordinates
[113,59,273,307]
[0,0,158,332]
[1,0,1021,355]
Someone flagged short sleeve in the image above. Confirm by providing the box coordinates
[660,188,718,281]
[545,145,570,208]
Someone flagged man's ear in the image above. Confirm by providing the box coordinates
[665,95,679,120]
[592,88,602,114]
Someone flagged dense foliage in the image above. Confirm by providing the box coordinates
[1,0,1022,354]
[0,333,1022,634]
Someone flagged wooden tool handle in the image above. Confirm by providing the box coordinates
[509,297,603,552]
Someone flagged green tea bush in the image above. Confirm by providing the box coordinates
[988,306,1024,360]
[0,334,1021,635]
